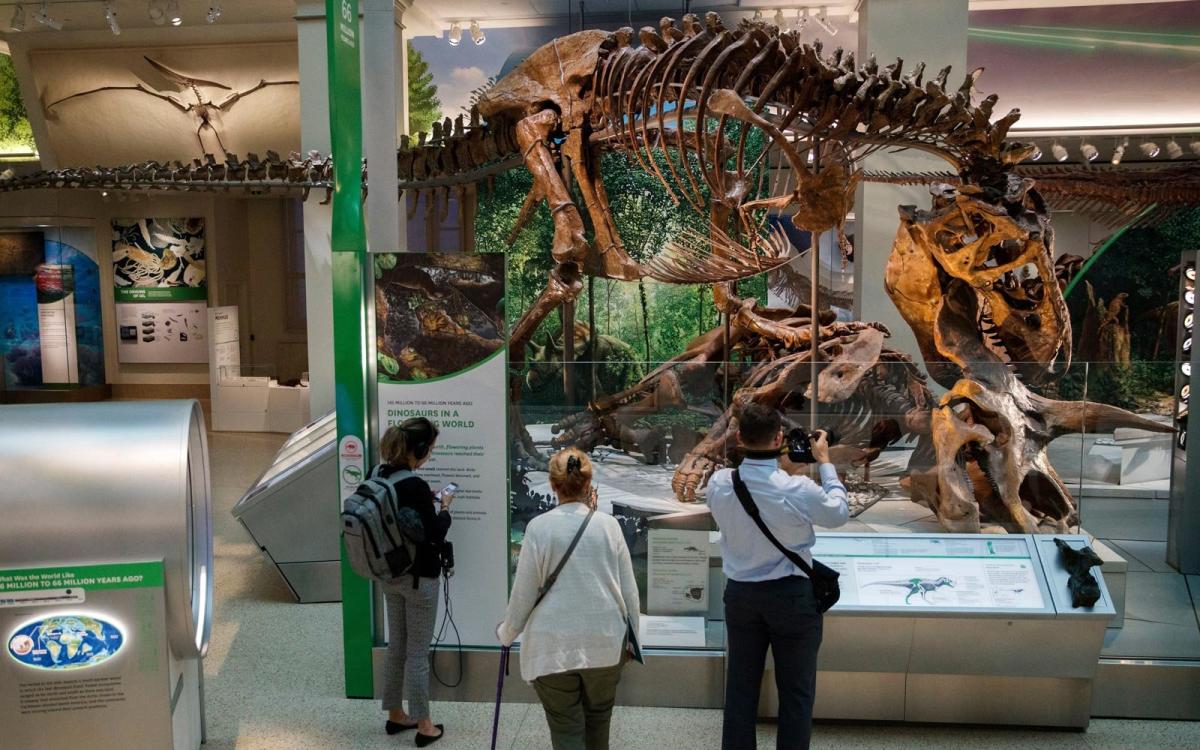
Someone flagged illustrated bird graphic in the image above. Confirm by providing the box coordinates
[865,576,955,604]
[43,56,297,155]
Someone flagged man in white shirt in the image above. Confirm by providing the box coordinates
[708,402,849,750]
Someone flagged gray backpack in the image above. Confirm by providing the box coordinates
[342,466,426,582]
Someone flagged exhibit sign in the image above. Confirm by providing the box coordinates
[111,218,207,302]
[0,561,173,750]
[814,535,1051,612]
[375,252,507,646]
[116,301,208,364]
[325,0,373,698]
[647,529,710,615]
[34,264,79,384]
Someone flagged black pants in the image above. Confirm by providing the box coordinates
[722,576,823,750]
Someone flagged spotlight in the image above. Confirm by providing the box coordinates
[167,0,182,26]
[448,22,462,46]
[1140,140,1160,158]
[774,9,785,28]
[33,1,62,30]
[148,0,165,25]
[470,19,485,45]
[794,9,809,33]
[1052,141,1069,162]
[812,6,839,36]
[104,1,120,35]
[1167,139,1184,159]
[1190,140,1200,157]
[207,2,222,24]
[1111,138,1127,165]
[752,10,762,21]
[1028,144,1043,161]
[1080,141,1099,162]
[9,4,24,32]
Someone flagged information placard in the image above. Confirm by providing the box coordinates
[0,561,173,750]
[813,535,1050,612]
[647,529,710,615]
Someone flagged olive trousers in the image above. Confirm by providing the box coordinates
[532,662,624,750]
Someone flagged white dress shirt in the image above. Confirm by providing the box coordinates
[708,458,850,582]
[498,503,641,682]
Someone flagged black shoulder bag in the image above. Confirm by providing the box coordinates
[731,470,841,613]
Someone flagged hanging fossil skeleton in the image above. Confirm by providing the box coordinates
[43,56,298,155]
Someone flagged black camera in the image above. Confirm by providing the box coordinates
[785,427,838,464]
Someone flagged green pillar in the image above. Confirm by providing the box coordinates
[326,0,374,699]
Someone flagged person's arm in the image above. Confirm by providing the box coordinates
[404,477,452,542]
[806,463,850,528]
[497,531,541,647]
[615,527,640,636]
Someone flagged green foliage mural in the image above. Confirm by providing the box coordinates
[406,44,442,136]
[478,126,772,399]
[0,54,35,154]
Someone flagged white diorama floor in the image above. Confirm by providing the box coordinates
[201,429,1200,749]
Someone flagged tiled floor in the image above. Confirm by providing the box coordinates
[201,430,1200,749]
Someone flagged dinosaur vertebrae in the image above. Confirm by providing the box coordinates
[593,12,1024,212]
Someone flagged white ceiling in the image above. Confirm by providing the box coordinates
[0,0,297,40]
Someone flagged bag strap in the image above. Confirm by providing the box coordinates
[731,469,814,578]
[533,508,595,609]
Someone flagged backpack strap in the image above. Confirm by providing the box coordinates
[533,509,594,610]
[731,469,815,578]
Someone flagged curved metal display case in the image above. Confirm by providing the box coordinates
[232,411,340,602]
[0,399,213,658]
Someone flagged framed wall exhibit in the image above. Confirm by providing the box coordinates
[112,218,209,364]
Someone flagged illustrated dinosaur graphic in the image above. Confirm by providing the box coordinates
[866,576,955,604]
[43,56,298,155]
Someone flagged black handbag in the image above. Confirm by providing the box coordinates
[731,470,841,613]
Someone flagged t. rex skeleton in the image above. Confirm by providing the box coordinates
[43,57,298,155]
[469,12,1171,533]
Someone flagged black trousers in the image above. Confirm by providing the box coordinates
[722,576,823,750]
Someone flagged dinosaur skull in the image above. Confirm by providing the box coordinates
[900,180,1070,384]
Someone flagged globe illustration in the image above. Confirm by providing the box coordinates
[8,615,124,670]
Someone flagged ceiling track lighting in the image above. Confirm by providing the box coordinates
[148,0,165,25]
[1051,141,1069,162]
[849,0,862,24]
[167,0,182,26]
[1027,144,1042,162]
[105,1,120,35]
[33,0,62,30]
[1140,140,1161,158]
[774,9,785,28]
[812,6,838,36]
[1111,138,1127,166]
[448,21,462,46]
[9,3,24,32]
[794,9,809,33]
[1190,140,1200,157]
[469,19,485,46]
[1080,140,1099,162]
[1166,139,1184,160]
[207,2,222,24]
[752,10,763,21]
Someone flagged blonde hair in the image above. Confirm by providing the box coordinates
[380,417,439,466]
[548,447,593,502]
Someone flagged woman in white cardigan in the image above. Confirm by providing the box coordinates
[497,447,640,750]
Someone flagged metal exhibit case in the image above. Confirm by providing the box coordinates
[0,400,212,750]
[232,412,341,602]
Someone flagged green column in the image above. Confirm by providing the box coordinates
[326,0,374,699]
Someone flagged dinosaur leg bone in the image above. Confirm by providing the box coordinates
[563,130,640,281]
[515,109,588,264]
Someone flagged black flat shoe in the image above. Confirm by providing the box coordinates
[414,724,444,747]
[385,720,418,735]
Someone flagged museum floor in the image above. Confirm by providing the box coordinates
[201,428,1200,750]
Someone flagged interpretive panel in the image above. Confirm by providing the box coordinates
[0,561,172,750]
[116,301,208,363]
[647,529,710,615]
[813,534,1052,613]
[111,218,206,302]
[374,252,507,646]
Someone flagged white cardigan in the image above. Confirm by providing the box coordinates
[498,503,640,682]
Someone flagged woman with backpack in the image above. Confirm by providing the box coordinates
[377,417,452,747]
[496,448,640,750]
